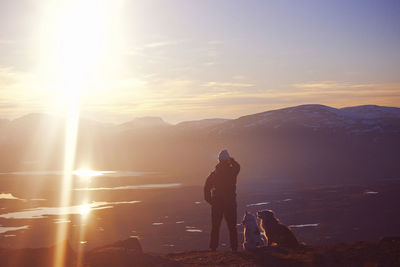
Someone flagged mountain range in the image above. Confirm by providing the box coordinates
[0,104,399,184]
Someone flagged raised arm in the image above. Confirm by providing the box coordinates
[230,158,240,176]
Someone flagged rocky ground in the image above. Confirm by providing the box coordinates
[1,237,400,267]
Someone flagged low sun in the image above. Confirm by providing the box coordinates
[35,0,125,112]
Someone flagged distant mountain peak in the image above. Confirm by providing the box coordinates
[175,118,230,129]
[119,116,170,128]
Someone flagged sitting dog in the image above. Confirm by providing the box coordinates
[242,211,267,250]
[257,210,299,248]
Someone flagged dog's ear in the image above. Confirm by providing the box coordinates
[245,210,249,215]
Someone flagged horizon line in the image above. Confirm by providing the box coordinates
[2,103,400,125]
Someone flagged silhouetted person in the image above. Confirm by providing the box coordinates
[204,149,240,252]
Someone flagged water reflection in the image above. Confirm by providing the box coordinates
[185,226,203,232]
[0,170,154,177]
[73,169,112,177]
[289,223,319,228]
[364,190,378,195]
[246,201,270,207]
[53,218,72,224]
[0,193,20,200]
[0,201,140,219]
[79,203,91,217]
[186,229,202,233]
[0,225,29,234]
[74,183,181,191]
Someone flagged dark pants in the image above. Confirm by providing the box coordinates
[210,201,238,250]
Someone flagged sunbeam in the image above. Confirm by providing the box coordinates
[33,1,126,266]
[54,101,80,267]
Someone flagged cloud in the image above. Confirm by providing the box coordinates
[144,41,178,48]
[232,75,246,80]
[203,62,216,66]
[291,81,396,90]
[144,39,187,48]
[1,68,400,124]
[207,40,224,45]
[120,80,400,122]
[202,81,255,88]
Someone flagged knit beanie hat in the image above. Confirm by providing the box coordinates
[218,149,230,161]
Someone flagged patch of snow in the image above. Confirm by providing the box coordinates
[246,202,270,207]
[0,225,29,234]
[262,112,273,117]
[186,229,202,233]
[364,191,378,195]
[244,123,257,128]
[289,223,319,228]
[349,126,383,134]
[340,105,400,119]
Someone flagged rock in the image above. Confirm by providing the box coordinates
[108,237,143,252]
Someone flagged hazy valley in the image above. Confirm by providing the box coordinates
[1,104,400,256]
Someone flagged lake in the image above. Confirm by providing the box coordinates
[0,171,399,252]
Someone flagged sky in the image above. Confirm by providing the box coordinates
[0,0,399,123]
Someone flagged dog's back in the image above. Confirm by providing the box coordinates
[273,224,299,248]
[258,210,299,248]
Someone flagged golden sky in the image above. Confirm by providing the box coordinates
[0,0,399,123]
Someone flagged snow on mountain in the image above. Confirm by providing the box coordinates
[209,104,400,135]
[340,105,400,119]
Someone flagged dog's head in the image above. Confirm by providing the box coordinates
[242,211,256,226]
[257,210,278,224]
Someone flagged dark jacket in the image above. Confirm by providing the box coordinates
[204,158,240,205]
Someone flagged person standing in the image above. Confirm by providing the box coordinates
[204,149,240,252]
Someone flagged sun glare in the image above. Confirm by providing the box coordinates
[35,0,125,113]
[79,204,91,217]
[73,169,104,178]
[35,1,125,267]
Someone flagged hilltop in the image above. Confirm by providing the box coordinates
[1,237,400,267]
